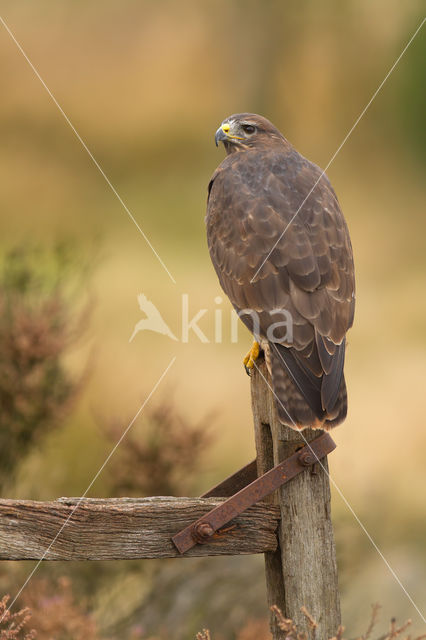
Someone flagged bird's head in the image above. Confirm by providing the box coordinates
[214,113,286,155]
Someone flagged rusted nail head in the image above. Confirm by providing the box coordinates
[299,450,316,466]
[192,521,214,544]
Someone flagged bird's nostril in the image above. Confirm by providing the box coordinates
[222,124,230,133]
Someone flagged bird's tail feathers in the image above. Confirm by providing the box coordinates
[268,342,347,430]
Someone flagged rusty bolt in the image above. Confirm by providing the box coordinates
[192,521,214,544]
[298,450,316,466]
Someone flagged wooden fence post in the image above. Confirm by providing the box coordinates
[251,358,341,639]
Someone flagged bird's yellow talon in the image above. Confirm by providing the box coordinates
[243,341,260,375]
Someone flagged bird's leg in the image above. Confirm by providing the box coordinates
[243,340,260,376]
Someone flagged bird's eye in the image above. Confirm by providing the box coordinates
[242,124,256,135]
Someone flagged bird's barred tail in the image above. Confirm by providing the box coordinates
[268,343,348,430]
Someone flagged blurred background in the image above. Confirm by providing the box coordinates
[0,1,425,638]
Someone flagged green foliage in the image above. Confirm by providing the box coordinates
[395,30,426,164]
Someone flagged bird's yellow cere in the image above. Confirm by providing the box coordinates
[222,122,244,141]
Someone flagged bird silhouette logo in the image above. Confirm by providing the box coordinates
[129,293,178,343]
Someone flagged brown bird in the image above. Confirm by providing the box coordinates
[206,113,355,430]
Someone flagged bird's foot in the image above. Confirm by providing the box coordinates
[243,341,260,376]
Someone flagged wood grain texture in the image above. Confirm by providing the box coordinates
[251,359,341,639]
[0,496,280,560]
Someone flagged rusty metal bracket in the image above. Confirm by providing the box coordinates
[172,431,336,554]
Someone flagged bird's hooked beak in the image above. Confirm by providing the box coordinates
[215,127,226,147]
[214,121,244,147]
[215,123,229,147]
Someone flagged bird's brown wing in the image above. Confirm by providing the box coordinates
[206,148,355,423]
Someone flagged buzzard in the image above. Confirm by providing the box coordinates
[206,113,355,430]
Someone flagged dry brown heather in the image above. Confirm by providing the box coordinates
[0,595,35,640]
[197,604,426,640]
[4,585,425,640]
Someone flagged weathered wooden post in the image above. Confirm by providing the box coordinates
[251,358,341,639]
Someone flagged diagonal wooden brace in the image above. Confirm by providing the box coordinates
[172,431,336,554]
[201,459,258,498]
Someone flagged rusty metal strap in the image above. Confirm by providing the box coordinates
[172,431,336,554]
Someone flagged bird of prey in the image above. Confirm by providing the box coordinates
[206,113,355,430]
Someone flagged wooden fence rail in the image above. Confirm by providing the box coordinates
[0,496,280,560]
